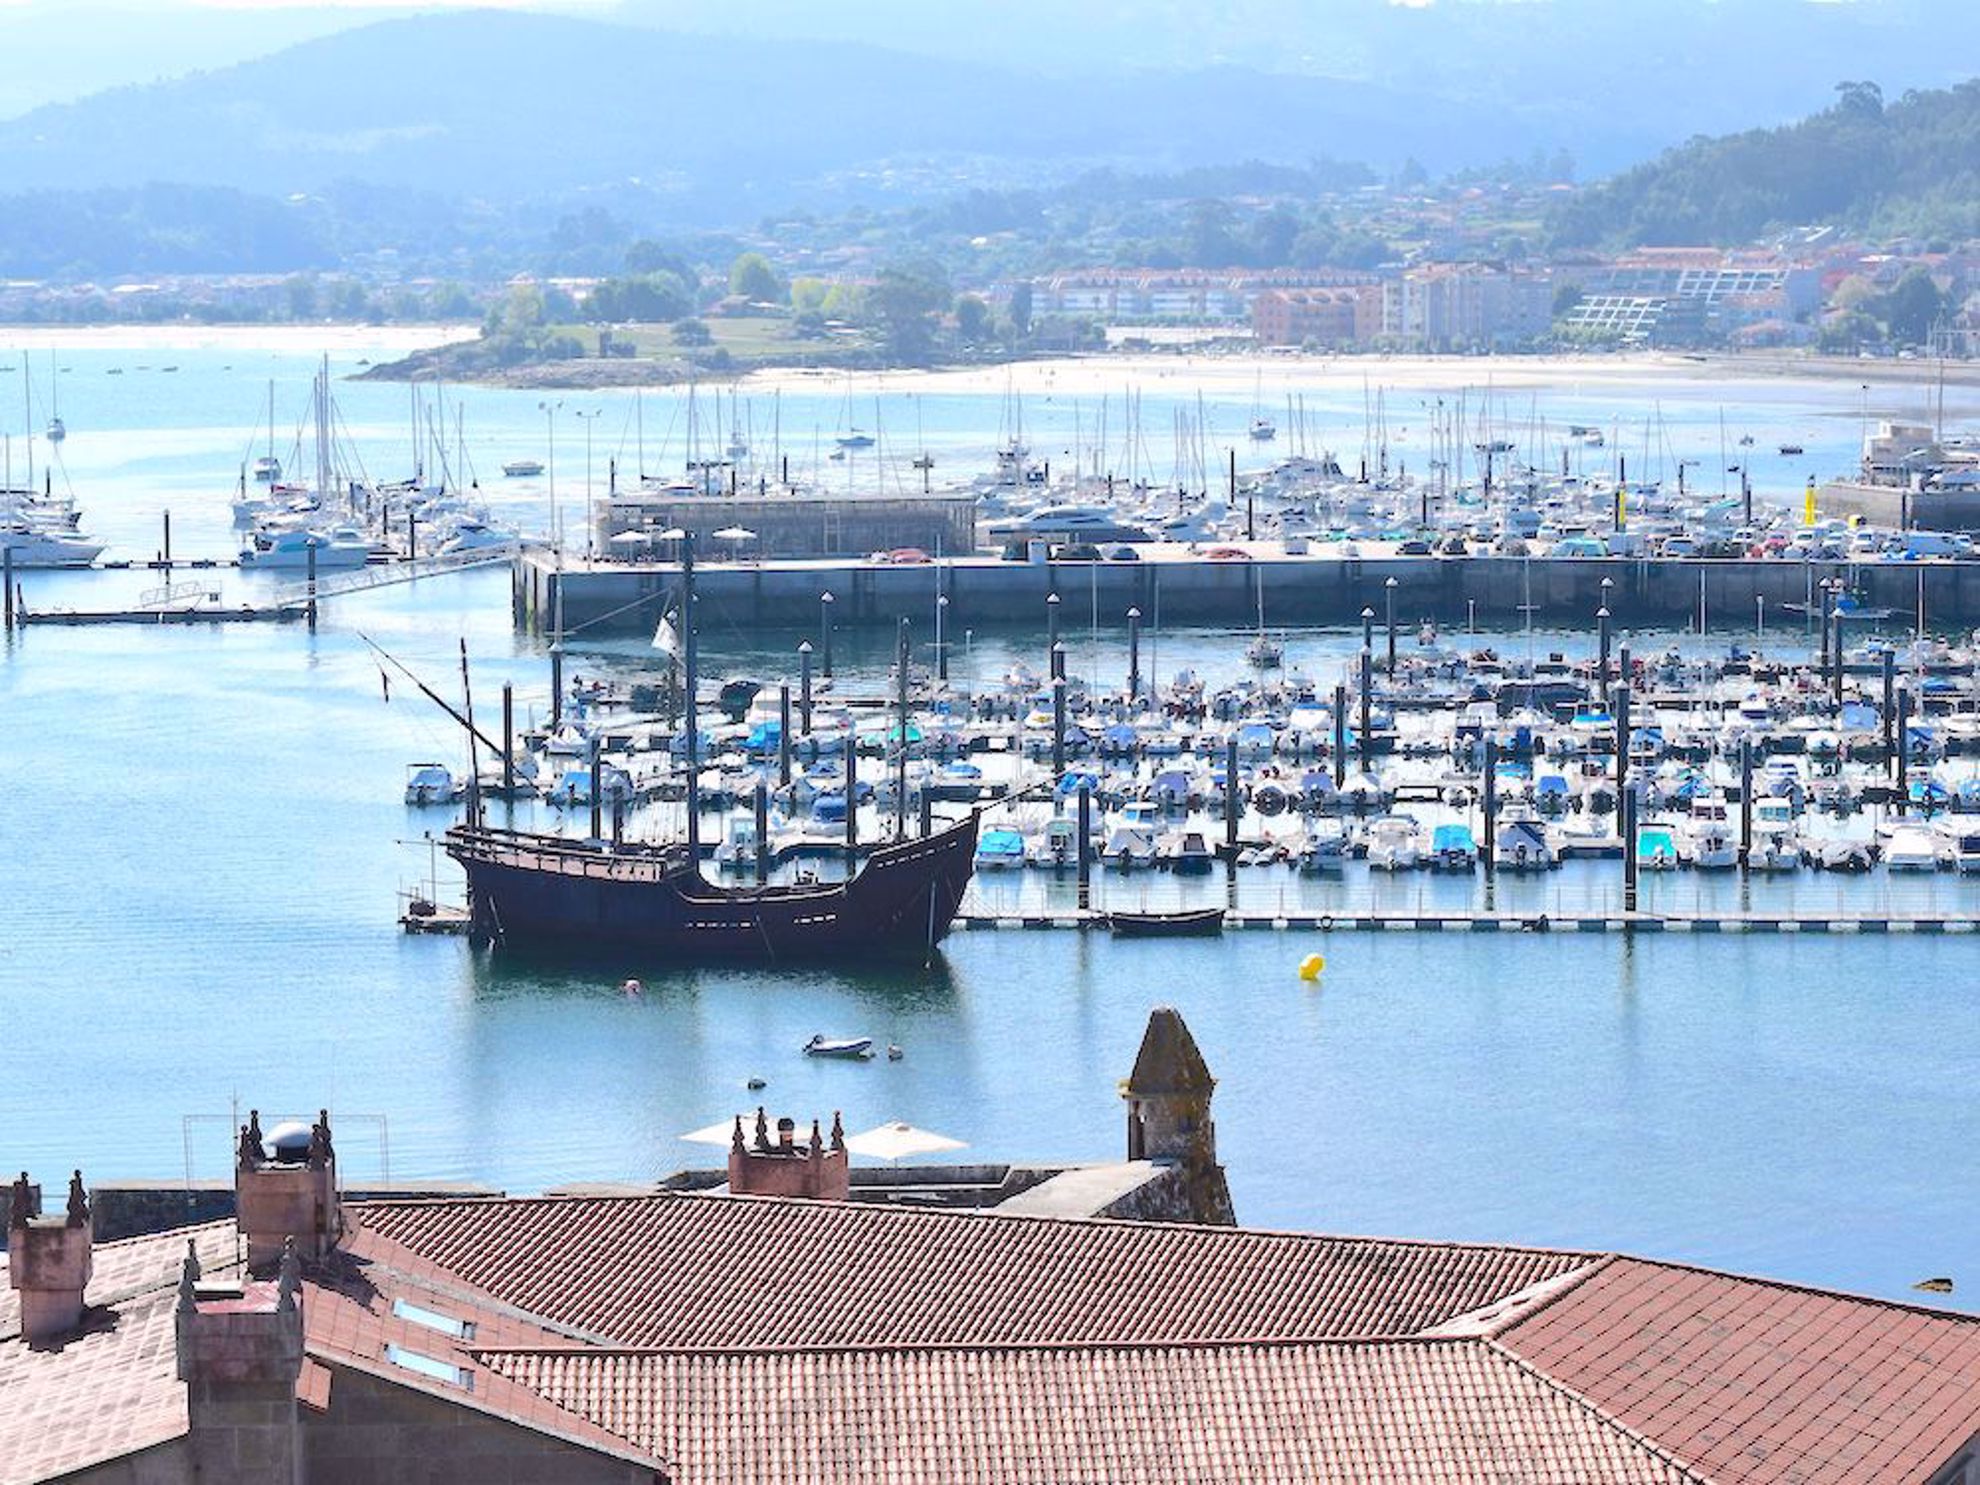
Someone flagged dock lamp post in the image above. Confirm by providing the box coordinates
[537,399,563,556]
[1361,604,1375,655]
[1827,577,1847,707]
[935,594,949,683]
[574,407,602,562]
[1127,606,1142,704]
[1046,591,1061,673]
[1384,576,1399,678]
[1597,607,1612,708]
[820,591,835,679]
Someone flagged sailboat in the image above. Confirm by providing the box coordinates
[251,380,282,483]
[44,354,64,444]
[1244,584,1283,668]
[1247,372,1275,441]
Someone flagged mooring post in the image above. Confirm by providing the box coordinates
[1051,674,1067,786]
[305,542,318,631]
[754,781,770,885]
[1332,681,1348,789]
[1076,780,1092,910]
[588,741,603,841]
[778,683,793,787]
[1384,576,1398,679]
[1482,735,1498,880]
[1882,649,1897,776]
[844,722,858,868]
[1224,735,1240,859]
[407,510,418,562]
[550,642,564,728]
[797,642,813,734]
[501,683,515,797]
[1358,647,1373,773]
[1615,682,1632,810]
[1597,605,1612,708]
[1046,591,1060,670]
[163,510,173,570]
[1622,779,1639,916]
[1896,684,1912,813]
[820,592,834,679]
[3,546,13,633]
[1739,738,1754,871]
[919,789,932,840]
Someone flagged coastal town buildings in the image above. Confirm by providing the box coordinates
[8,1007,1980,1484]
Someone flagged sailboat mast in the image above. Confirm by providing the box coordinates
[681,531,701,863]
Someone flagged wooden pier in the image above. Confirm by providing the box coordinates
[953,911,1980,935]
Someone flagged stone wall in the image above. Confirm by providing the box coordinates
[61,1438,191,1485]
[307,1362,656,1484]
[1096,1163,1237,1226]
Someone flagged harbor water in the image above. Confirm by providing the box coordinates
[2,333,1977,1312]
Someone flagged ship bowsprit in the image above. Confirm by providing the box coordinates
[443,813,979,963]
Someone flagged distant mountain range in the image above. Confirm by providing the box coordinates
[1,4,1931,218]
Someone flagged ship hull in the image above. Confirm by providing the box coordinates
[445,815,978,962]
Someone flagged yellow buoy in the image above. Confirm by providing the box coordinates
[1298,953,1326,981]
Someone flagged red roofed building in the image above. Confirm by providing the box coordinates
[7,1010,1980,1484]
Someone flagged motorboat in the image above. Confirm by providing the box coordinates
[252,455,283,484]
[1682,801,1739,870]
[1296,826,1348,875]
[803,1034,874,1059]
[1101,822,1158,871]
[972,827,1026,872]
[1495,812,1557,871]
[1429,822,1478,871]
[1812,840,1874,873]
[1636,826,1681,871]
[712,816,763,874]
[1106,907,1225,938]
[1155,829,1215,875]
[0,523,103,568]
[437,520,519,556]
[1364,816,1424,872]
[403,763,462,807]
[238,527,374,570]
[1026,817,1082,871]
[502,459,545,478]
[1748,826,1802,872]
[1883,825,1944,873]
[1941,823,1980,875]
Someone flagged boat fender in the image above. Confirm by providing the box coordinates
[622,978,643,995]
[1319,915,1334,931]
[1298,953,1326,981]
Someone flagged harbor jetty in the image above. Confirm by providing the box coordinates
[513,546,1980,635]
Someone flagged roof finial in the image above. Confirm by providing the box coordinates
[8,1170,32,1223]
[276,1236,301,1313]
[177,1247,199,1316]
[829,1111,845,1153]
[731,1115,746,1154]
[308,1109,333,1169]
[184,1236,202,1284]
[238,1110,264,1169]
[65,1170,88,1227]
[753,1106,771,1152]
[809,1119,824,1158]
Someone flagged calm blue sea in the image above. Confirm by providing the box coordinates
[2,335,1976,1312]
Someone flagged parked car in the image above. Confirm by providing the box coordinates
[1051,542,1102,562]
[873,547,932,564]
[1439,535,1470,556]
[1397,538,1433,556]
[1203,546,1254,561]
[1103,543,1142,562]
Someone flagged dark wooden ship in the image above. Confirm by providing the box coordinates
[446,814,978,961]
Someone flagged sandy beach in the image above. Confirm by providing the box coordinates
[0,323,479,354]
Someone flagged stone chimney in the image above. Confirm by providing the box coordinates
[727,1108,850,1200]
[176,1237,304,1485]
[1122,1007,1235,1224]
[6,1170,94,1347]
[235,1108,342,1272]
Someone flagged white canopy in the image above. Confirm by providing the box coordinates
[843,1120,967,1162]
[677,1118,743,1147]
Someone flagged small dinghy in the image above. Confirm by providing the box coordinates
[1104,907,1225,938]
[803,1034,875,1059]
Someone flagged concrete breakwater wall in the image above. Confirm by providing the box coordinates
[515,552,1980,638]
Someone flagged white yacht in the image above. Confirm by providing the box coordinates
[0,523,103,567]
[436,520,519,556]
[1883,825,1944,873]
[1364,816,1424,871]
[1682,800,1739,870]
[238,527,375,570]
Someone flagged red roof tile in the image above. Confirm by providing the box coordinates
[1497,1256,1980,1485]
[484,1338,1705,1485]
[349,1192,1596,1349]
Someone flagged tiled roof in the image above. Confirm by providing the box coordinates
[350,1192,1596,1348]
[484,1338,1704,1485]
[1497,1256,1980,1485]
[0,1222,241,1485]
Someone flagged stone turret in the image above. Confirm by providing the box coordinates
[176,1237,304,1484]
[235,1108,341,1272]
[1122,1008,1234,1224]
[727,1108,850,1200]
[6,1170,94,1347]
